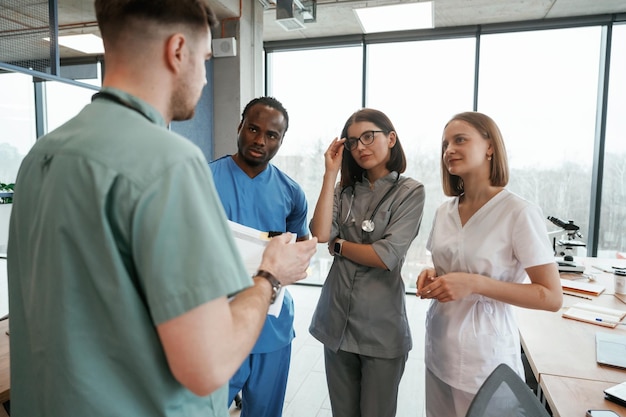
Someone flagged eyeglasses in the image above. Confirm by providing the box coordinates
[345,130,385,151]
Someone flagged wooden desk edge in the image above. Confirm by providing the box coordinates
[540,374,626,417]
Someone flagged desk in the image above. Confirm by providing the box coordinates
[518,294,626,384]
[0,319,8,404]
[517,257,626,416]
[540,375,624,417]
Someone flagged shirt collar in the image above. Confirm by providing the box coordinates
[93,87,166,128]
[361,171,399,188]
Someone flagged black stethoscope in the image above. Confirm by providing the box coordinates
[340,173,400,233]
[92,91,153,122]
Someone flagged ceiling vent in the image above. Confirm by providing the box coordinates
[276,0,305,31]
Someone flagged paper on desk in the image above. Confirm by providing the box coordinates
[228,221,291,317]
[562,302,626,328]
[560,278,605,296]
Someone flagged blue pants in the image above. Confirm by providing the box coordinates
[228,343,292,417]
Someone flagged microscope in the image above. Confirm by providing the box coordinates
[547,216,586,273]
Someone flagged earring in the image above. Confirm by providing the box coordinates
[487,155,492,161]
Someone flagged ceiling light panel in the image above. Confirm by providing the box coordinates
[354,2,434,34]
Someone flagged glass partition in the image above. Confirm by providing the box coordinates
[44,79,99,132]
[0,68,100,269]
[0,71,37,184]
[0,68,100,183]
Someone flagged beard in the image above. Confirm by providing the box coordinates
[170,77,200,122]
[170,92,196,122]
[172,107,195,122]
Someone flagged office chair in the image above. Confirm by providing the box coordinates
[465,363,550,417]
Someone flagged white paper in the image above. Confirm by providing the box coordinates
[562,302,626,328]
[228,221,290,317]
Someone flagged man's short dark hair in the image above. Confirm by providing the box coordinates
[95,0,218,41]
[241,97,290,134]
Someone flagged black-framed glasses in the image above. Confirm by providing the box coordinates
[345,130,385,151]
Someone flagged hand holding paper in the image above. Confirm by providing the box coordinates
[228,221,317,316]
[260,233,317,286]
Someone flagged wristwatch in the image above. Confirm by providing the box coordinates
[256,269,281,304]
[333,238,345,257]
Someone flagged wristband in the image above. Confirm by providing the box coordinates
[256,269,281,304]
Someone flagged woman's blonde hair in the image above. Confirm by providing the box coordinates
[441,112,509,196]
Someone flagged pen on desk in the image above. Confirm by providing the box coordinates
[563,291,592,300]
[595,318,626,325]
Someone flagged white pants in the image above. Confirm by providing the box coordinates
[426,367,525,417]
[425,367,474,417]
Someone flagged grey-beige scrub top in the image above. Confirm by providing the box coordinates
[309,171,425,359]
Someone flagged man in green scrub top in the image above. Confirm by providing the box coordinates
[6,1,317,417]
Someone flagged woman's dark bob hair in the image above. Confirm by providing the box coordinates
[340,108,406,188]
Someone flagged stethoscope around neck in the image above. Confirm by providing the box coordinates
[340,173,400,233]
[92,91,152,122]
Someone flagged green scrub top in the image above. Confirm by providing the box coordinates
[8,87,251,416]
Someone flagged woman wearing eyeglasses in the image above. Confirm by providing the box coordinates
[309,108,425,417]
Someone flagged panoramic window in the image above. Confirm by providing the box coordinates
[267,21,625,285]
[478,26,602,257]
[366,38,476,288]
[268,39,476,288]
[268,45,363,284]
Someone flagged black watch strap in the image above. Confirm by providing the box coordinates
[256,269,281,304]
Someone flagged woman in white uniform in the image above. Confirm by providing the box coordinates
[417,111,562,417]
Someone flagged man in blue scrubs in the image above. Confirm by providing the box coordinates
[210,97,309,417]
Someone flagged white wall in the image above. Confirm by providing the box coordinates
[212,1,265,160]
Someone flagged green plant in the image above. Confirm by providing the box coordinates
[0,182,14,204]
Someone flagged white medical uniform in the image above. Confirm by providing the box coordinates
[425,190,554,398]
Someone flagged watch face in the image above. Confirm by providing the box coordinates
[334,242,341,255]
